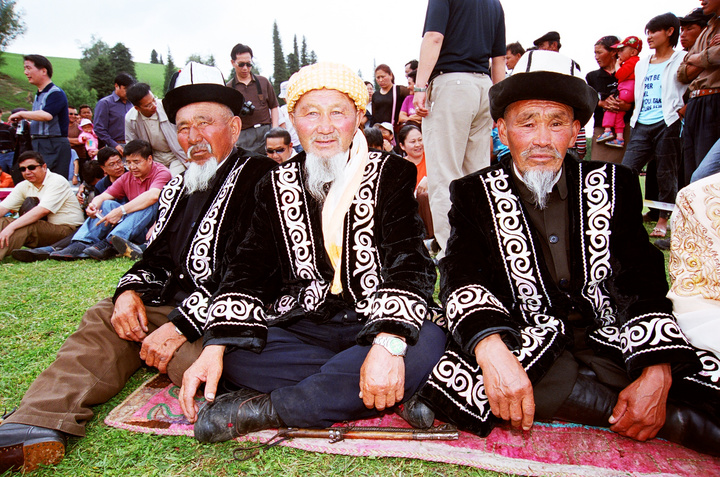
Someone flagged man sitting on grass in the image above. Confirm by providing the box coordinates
[0,151,84,261]
[0,62,275,473]
[50,139,171,260]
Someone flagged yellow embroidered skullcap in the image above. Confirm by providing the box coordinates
[286,62,368,113]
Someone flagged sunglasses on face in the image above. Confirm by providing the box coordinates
[236,62,253,68]
[266,147,287,154]
[19,164,41,172]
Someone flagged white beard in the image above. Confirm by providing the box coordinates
[184,158,219,194]
[305,151,347,202]
[522,169,559,210]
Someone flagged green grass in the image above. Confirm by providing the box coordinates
[0,52,166,117]
[0,257,507,476]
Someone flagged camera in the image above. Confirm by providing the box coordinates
[239,100,255,117]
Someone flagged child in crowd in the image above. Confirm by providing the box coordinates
[78,118,99,158]
[597,36,642,148]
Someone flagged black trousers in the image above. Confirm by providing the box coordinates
[683,94,720,188]
[222,316,447,428]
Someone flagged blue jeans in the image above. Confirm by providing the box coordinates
[622,119,682,219]
[690,138,720,183]
[222,316,446,428]
[73,200,157,245]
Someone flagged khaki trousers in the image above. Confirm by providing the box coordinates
[0,217,76,260]
[5,298,202,436]
[423,72,493,255]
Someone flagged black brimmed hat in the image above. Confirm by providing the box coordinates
[679,8,713,27]
[489,50,598,124]
[533,31,561,48]
[162,62,245,124]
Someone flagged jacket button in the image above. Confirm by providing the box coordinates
[178,273,184,280]
[549,234,559,244]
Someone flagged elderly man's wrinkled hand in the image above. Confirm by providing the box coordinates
[179,345,225,423]
[609,363,671,441]
[475,334,535,431]
[140,322,186,373]
[111,290,149,341]
[359,341,405,411]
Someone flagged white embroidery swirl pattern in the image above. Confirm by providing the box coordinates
[187,162,243,284]
[620,315,687,356]
[149,175,184,245]
[580,164,615,324]
[273,163,315,280]
[348,152,383,301]
[369,290,426,329]
[445,285,508,333]
[431,351,491,420]
[205,293,266,329]
[483,169,544,314]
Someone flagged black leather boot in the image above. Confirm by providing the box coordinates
[194,388,284,443]
[657,403,720,457]
[552,373,617,427]
[396,394,435,429]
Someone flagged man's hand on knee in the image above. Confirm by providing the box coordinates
[475,334,535,431]
[111,290,149,341]
[140,322,187,373]
[610,363,672,441]
[359,334,406,411]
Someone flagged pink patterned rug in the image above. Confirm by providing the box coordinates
[105,374,720,476]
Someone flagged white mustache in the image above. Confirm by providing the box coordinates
[187,142,213,159]
[520,145,563,160]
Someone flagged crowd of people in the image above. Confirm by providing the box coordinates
[1,0,720,473]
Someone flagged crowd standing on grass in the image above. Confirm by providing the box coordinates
[2,0,720,472]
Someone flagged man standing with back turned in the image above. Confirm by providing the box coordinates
[414,0,506,256]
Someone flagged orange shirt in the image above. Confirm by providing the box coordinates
[414,153,427,190]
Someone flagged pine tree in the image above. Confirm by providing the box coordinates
[206,54,216,67]
[89,55,115,100]
[79,36,110,77]
[286,35,300,76]
[150,49,159,64]
[309,50,318,65]
[300,36,309,67]
[272,21,288,97]
[109,42,136,79]
[163,49,177,95]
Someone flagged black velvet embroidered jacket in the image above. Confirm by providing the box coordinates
[200,151,437,351]
[113,150,276,341]
[419,155,719,436]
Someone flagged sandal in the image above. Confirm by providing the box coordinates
[650,225,667,238]
[597,131,614,143]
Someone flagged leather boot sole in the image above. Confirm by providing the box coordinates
[0,440,64,473]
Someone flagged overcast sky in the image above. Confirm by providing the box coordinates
[8,0,698,89]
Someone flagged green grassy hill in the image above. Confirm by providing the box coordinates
[0,52,165,117]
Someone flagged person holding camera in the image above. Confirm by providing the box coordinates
[226,43,280,154]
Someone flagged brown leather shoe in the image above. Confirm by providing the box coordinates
[0,423,66,473]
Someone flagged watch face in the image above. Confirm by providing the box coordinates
[387,338,406,355]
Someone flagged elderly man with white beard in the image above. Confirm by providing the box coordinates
[0,62,276,473]
[178,62,446,442]
[415,51,720,457]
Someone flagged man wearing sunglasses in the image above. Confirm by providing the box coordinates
[0,151,84,260]
[226,43,279,155]
[264,127,295,163]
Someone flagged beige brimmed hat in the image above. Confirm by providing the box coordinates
[489,50,597,124]
[163,62,245,124]
[285,62,368,113]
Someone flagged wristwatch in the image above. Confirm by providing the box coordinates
[373,335,407,356]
